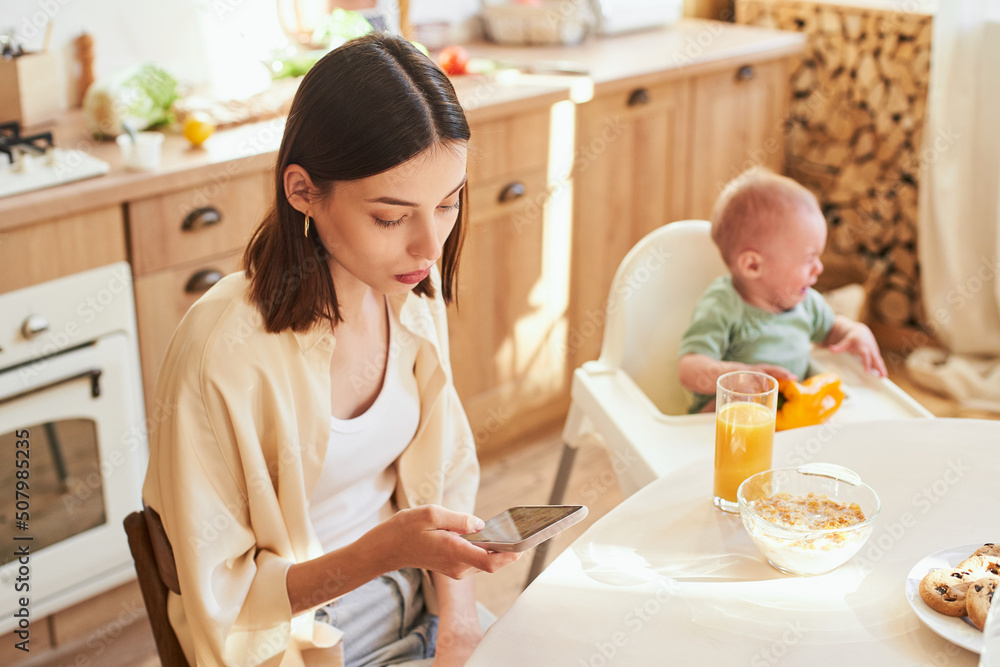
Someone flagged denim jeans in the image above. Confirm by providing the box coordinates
[315,568,437,667]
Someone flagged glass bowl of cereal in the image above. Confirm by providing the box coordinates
[737,463,880,576]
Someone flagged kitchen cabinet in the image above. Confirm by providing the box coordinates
[0,206,126,292]
[450,103,573,454]
[133,251,244,412]
[128,171,271,274]
[689,58,791,218]
[128,170,270,416]
[568,54,794,373]
[568,76,693,371]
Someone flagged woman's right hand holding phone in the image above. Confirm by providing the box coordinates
[372,505,521,579]
[288,505,518,614]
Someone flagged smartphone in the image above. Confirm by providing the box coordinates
[462,505,588,553]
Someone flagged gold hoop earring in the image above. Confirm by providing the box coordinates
[304,214,311,238]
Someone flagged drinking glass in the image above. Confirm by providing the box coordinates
[713,371,778,513]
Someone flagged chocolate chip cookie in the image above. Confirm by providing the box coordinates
[919,567,976,617]
[967,576,998,631]
[971,543,1000,560]
[957,554,1000,577]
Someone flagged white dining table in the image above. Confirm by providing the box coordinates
[468,418,999,666]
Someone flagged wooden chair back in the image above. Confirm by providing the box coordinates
[123,504,190,667]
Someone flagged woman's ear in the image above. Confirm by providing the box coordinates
[736,249,763,278]
[283,164,315,215]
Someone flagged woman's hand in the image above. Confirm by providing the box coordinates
[371,505,520,579]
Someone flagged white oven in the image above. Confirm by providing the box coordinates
[0,262,147,631]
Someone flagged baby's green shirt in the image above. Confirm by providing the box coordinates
[678,275,836,413]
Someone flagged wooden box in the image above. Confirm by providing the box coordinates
[0,51,63,127]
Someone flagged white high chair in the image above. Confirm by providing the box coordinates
[525,220,933,584]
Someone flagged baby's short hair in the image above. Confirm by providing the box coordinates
[710,167,821,265]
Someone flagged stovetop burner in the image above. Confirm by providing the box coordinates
[0,121,55,164]
[0,120,110,199]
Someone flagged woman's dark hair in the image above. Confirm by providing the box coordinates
[243,32,470,333]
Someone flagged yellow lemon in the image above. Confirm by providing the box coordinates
[182,113,216,146]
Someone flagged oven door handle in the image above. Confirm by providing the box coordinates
[0,368,102,406]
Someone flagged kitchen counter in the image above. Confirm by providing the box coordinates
[0,79,571,231]
[465,18,805,88]
[0,19,803,233]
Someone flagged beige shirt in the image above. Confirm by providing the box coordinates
[142,268,479,667]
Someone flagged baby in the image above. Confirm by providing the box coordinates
[678,168,887,413]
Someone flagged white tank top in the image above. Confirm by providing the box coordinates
[309,300,420,553]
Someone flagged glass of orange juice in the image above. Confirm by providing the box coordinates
[713,371,778,512]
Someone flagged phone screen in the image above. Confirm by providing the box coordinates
[465,506,582,544]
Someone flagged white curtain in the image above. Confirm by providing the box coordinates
[908,0,1000,412]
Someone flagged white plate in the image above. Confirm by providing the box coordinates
[905,543,986,654]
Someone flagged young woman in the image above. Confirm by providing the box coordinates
[142,33,519,667]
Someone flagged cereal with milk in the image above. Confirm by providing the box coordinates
[749,492,866,534]
[743,492,870,574]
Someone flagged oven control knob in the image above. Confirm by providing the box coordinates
[21,314,50,339]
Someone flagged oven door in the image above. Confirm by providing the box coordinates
[0,333,147,628]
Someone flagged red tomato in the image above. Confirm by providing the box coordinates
[437,45,469,76]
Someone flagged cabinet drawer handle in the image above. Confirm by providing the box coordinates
[627,88,650,107]
[498,182,526,203]
[736,65,755,82]
[185,269,223,294]
[181,206,222,231]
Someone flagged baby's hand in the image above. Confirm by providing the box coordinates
[746,364,798,382]
[828,322,888,377]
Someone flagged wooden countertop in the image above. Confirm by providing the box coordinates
[0,19,804,231]
[0,81,571,232]
[465,18,806,90]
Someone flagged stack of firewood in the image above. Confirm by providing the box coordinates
[736,0,933,330]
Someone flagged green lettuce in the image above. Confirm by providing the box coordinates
[83,63,179,139]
